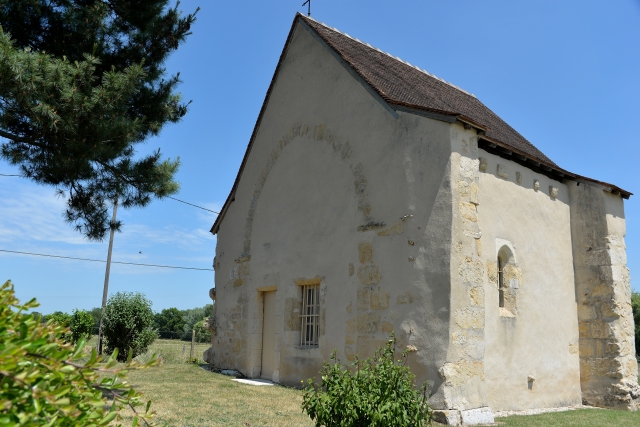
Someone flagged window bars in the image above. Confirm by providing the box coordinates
[300,284,320,347]
[498,257,505,308]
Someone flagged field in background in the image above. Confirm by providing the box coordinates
[85,336,210,364]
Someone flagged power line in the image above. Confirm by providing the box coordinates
[0,249,213,271]
[167,196,219,214]
[0,174,219,214]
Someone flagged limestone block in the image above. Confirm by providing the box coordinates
[370,291,390,310]
[549,186,559,199]
[580,339,595,357]
[516,171,522,184]
[209,287,217,301]
[382,321,394,333]
[358,242,372,264]
[486,262,498,284]
[396,292,414,304]
[284,298,301,331]
[348,263,354,276]
[358,265,381,285]
[478,157,488,172]
[357,312,381,334]
[461,407,494,426]
[469,286,484,307]
[345,335,354,345]
[591,320,612,339]
[459,202,478,222]
[469,182,480,205]
[357,288,370,311]
[533,179,540,191]
[459,256,484,284]
[454,307,485,329]
[497,164,508,179]
[460,157,478,179]
[233,278,243,288]
[578,304,596,321]
[238,261,250,276]
[346,318,356,334]
[438,360,485,387]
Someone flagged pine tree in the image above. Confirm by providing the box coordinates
[0,1,198,240]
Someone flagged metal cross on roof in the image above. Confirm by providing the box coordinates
[302,0,311,16]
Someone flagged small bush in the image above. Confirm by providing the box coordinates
[70,308,94,344]
[302,335,432,427]
[193,319,211,343]
[102,292,157,362]
[45,311,72,342]
[0,280,159,426]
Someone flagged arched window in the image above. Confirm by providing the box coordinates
[497,244,517,316]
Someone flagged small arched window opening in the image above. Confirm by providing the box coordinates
[498,255,505,308]
[497,245,517,316]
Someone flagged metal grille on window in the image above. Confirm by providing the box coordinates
[300,284,319,347]
[498,257,505,308]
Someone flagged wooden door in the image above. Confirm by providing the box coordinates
[261,291,275,380]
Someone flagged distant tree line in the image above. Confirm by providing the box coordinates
[35,300,213,344]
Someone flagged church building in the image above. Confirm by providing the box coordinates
[205,13,638,424]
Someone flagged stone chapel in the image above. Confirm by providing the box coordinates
[204,13,639,424]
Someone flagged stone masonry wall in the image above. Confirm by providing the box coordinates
[568,182,639,410]
[441,124,489,412]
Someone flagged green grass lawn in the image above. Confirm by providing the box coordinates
[493,408,640,427]
[114,360,640,427]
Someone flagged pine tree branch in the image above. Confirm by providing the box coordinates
[0,129,32,143]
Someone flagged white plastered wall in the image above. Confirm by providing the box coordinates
[477,150,582,411]
[212,20,455,408]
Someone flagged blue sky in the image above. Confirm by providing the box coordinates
[1,1,639,314]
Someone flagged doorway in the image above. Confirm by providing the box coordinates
[261,291,276,380]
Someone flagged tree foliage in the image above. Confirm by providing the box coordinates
[153,307,184,333]
[632,292,639,358]
[192,319,210,343]
[44,311,72,342]
[0,1,198,240]
[181,303,211,340]
[102,291,157,361]
[302,336,432,427]
[0,280,159,426]
[70,308,94,344]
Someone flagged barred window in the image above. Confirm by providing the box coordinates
[300,284,320,347]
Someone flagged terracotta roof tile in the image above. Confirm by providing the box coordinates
[301,15,556,166]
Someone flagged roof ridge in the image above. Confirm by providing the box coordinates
[300,15,476,98]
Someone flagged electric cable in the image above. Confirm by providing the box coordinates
[0,249,213,271]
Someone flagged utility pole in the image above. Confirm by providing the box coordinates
[97,194,118,354]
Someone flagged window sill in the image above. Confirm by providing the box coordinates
[296,345,319,349]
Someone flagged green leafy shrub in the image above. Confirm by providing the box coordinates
[45,311,72,342]
[102,292,158,362]
[70,308,95,344]
[302,336,432,427]
[181,303,212,340]
[632,292,639,358]
[0,280,159,426]
[193,319,211,343]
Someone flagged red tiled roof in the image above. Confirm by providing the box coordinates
[300,16,557,166]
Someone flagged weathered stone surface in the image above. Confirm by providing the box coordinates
[358,242,372,264]
[357,265,381,285]
[370,291,389,310]
[396,292,414,304]
[497,164,508,179]
[455,307,484,330]
[356,312,381,334]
